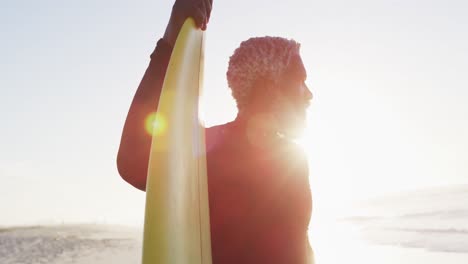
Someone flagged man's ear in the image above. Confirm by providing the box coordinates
[251,78,277,101]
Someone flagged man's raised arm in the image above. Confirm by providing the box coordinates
[116,0,212,191]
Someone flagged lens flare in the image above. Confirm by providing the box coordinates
[145,112,167,136]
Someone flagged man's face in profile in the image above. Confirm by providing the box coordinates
[273,54,313,139]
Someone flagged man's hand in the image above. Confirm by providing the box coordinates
[164,0,213,47]
[173,0,212,30]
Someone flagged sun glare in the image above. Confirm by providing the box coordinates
[295,115,314,159]
[145,112,167,136]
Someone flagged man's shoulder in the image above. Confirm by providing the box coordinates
[206,123,227,133]
[205,122,231,152]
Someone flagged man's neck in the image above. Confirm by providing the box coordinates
[234,111,282,148]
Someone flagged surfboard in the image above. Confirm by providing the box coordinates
[142,18,212,264]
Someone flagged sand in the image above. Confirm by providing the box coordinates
[0,224,141,264]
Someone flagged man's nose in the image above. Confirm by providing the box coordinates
[303,83,313,101]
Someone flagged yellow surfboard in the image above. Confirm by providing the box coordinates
[142,18,212,264]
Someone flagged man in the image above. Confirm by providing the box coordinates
[117,0,314,263]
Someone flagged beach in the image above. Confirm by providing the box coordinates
[0,225,141,264]
[1,223,467,264]
[1,185,467,263]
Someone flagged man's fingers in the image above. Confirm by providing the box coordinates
[203,0,212,21]
[176,0,209,30]
[191,8,206,29]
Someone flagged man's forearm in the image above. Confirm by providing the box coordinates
[163,13,183,48]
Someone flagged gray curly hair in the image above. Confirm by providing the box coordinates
[226,36,301,109]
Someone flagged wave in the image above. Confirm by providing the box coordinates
[398,209,468,219]
[380,227,468,235]
[360,226,468,253]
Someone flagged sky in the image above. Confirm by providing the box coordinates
[1,0,467,227]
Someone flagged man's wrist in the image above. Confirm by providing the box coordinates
[163,14,183,48]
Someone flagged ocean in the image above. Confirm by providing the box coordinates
[310,184,468,263]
